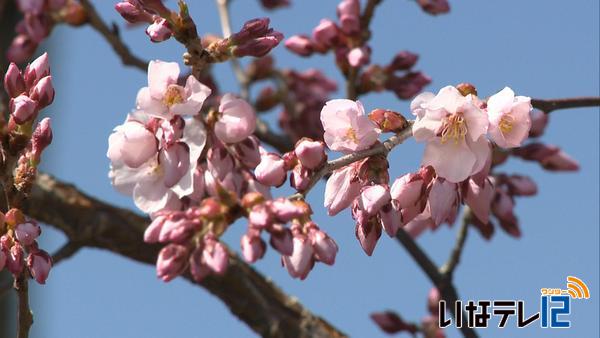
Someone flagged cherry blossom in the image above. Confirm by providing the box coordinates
[321,99,379,153]
[487,87,532,148]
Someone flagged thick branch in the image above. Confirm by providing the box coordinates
[14,275,32,338]
[79,0,148,71]
[531,96,600,114]
[21,174,346,338]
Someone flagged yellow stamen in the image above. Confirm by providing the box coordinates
[441,113,468,144]
[346,128,358,143]
[499,114,514,134]
[163,85,185,107]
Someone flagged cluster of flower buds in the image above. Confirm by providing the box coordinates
[241,193,338,279]
[358,51,432,100]
[4,53,54,126]
[248,56,338,142]
[371,288,445,337]
[0,209,52,284]
[8,0,86,63]
[115,0,174,43]
[206,18,283,60]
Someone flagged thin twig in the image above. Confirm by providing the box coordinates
[531,96,600,114]
[78,0,148,71]
[14,274,33,338]
[395,228,478,338]
[440,208,471,277]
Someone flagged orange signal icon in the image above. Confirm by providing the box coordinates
[566,276,590,299]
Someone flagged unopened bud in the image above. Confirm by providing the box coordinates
[369,109,408,133]
[285,35,314,57]
[4,63,26,98]
[146,18,172,43]
[456,82,477,96]
[31,117,53,163]
[9,95,38,124]
[27,250,52,284]
[29,75,55,108]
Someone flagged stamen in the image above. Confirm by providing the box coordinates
[440,113,468,144]
[346,128,358,143]
[499,114,514,134]
[163,85,185,107]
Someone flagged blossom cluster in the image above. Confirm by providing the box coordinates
[0,209,52,284]
[8,0,86,63]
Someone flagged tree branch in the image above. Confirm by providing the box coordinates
[21,173,346,338]
[79,0,148,71]
[531,96,600,114]
[439,209,471,277]
[14,274,32,338]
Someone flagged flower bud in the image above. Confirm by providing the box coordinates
[386,72,431,100]
[417,0,450,16]
[115,1,153,23]
[231,18,271,43]
[359,185,391,215]
[282,234,314,279]
[4,63,26,98]
[290,165,311,191]
[233,136,261,169]
[27,250,52,284]
[294,139,326,169]
[146,18,172,43]
[202,238,228,275]
[144,214,167,243]
[371,311,418,335]
[6,35,37,64]
[379,204,402,237]
[9,95,38,124]
[241,233,266,263]
[309,228,338,265]
[455,82,477,97]
[269,226,293,256]
[285,35,313,56]
[189,247,211,282]
[269,198,308,222]
[29,75,55,108]
[337,0,360,35]
[355,216,382,256]
[61,2,88,26]
[198,198,222,219]
[312,19,338,48]
[427,287,441,315]
[7,242,24,275]
[24,52,50,88]
[255,86,280,112]
[5,208,25,227]
[156,244,189,282]
[158,215,199,243]
[215,94,256,144]
[347,47,370,67]
[260,0,290,9]
[388,51,418,71]
[249,204,272,229]
[255,153,287,187]
[24,14,50,43]
[369,109,408,133]
[529,110,548,138]
[506,175,537,196]
[232,32,283,58]
[30,117,53,163]
[540,150,579,171]
[15,222,41,246]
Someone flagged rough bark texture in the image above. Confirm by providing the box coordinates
[22,173,346,338]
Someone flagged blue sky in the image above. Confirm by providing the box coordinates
[4,1,598,337]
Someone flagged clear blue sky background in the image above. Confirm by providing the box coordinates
[5,0,598,337]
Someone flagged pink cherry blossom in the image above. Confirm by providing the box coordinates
[255,153,287,186]
[136,60,211,119]
[487,87,532,148]
[282,235,314,279]
[107,120,157,168]
[463,177,495,223]
[324,164,362,215]
[241,233,266,263]
[214,94,256,144]
[26,250,52,284]
[321,99,379,153]
[412,86,490,183]
[428,177,459,226]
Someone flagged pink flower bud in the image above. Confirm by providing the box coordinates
[241,233,266,263]
[337,0,361,35]
[215,94,256,144]
[7,243,24,275]
[232,136,261,169]
[386,72,431,100]
[30,117,53,163]
[427,288,441,315]
[294,139,326,169]
[290,165,311,191]
[506,175,537,196]
[255,153,287,187]
[492,190,520,238]
[189,247,211,282]
[269,226,293,256]
[428,178,459,226]
[282,234,314,279]
[309,228,338,265]
[347,47,370,67]
[27,250,52,284]
[528,110,548,138]
[541,150,579,171]
[4,63,26,98]
[17,0,45,14]
[232,32,283,58]
[144,215,167,243]
[324,165,362,216]
[359,185,391,215]
[6,35,37,64]
[159,144,190,187]
[232,18,271,43]
[312,19,338,47]
[355,217,381,256]
[24,14,50,43]
[156,244,189,282]
[24,52,50,88]
[15,222,41,246]
[371,311,418,335]
[271,198,309,222]
[391,173,424,209]
[260,0,290,9]
[9,94,38,124]
[249,204,272,229]
[388,51,419,71]
[146,18,172,43]
[158,215,200,243]
[202,238,228,275]
[379,203,402,237]
[29,75,55,108]
[115,1,153,23]
[417,0,450,16]
[464,177,494,224]
[285,35,314,56]
[107,121,157,168]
